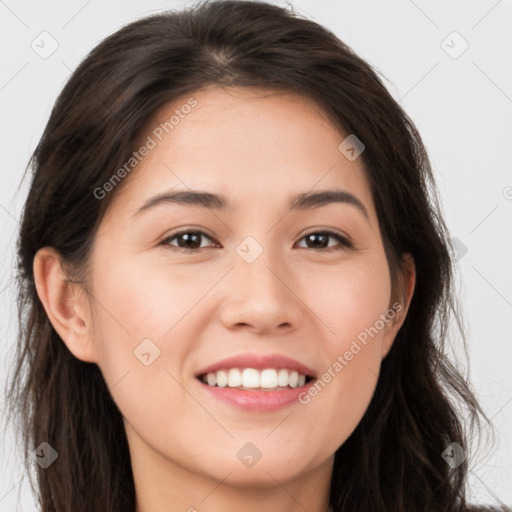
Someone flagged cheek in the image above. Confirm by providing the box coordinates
[92,254,201,341]
[308,253,392,348]
[87,256,193,399]
[299,255,391,440]
[88,259,198,447]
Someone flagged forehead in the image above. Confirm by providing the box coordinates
[105,86,377,226]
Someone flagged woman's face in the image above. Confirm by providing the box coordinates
[79,86,413,491]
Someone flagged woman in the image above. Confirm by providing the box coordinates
[4,0,507,510]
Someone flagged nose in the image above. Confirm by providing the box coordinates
[218,247,305,335]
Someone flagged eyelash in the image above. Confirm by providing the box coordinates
[159,229,354,252]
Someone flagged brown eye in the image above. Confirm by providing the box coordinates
[160,229,353,252]
[161,230,217,250]
[296,231,353,250]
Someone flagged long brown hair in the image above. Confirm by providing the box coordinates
[4,1,506,510]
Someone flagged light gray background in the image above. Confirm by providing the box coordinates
[1,0,511,509]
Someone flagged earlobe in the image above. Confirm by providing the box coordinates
[33,247,98,364]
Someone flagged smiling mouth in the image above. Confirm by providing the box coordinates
[197,367,314,390]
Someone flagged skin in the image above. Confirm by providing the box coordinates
[34,85,415,512]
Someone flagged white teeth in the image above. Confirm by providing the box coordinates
[216,370,228,388]
[242,368,260,388]
[207,373,217,387]
[202,368,310,389]
[228,368,242,387]
[277,369,289,386]
[288,370,299,388]
[260,369,278,388]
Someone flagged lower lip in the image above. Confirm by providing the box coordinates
[196,379,316,412]
[196,379,315,412]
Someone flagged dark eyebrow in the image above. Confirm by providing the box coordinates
[134,188,370,222]
[289,189,369,221]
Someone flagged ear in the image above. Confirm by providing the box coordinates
[33,247,98,364]
[381,252,416,359]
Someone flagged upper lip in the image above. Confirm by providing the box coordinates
[195,352,317,379]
